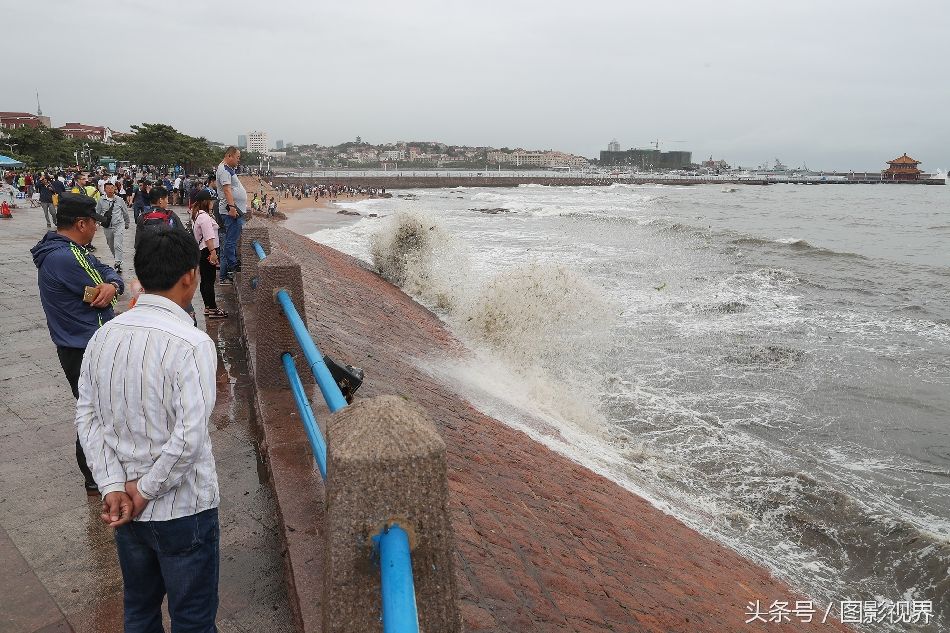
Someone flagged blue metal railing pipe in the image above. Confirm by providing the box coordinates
[281,352,328,480]
[252,239,348,412]
[254,239,422,633]
[377,524,420,633]
[275,289,349,412]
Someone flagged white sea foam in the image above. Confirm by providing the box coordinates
[369,210,470,311]
[366,210,618,432]
[307,184,950,631]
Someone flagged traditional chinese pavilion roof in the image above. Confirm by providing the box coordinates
[887,153,921,166]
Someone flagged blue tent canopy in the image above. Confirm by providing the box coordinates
[0,154,24,168]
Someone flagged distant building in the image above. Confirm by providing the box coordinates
[607,139,621,153]
[237,135,247,149]
[599,148,692,169]
[58,122,112,143]
[380,150,405,161]
[276,139,284,150]
[882,153,922,181]
[248,131,268,153]
[0,111,51,129]
[488,149,588,168]
[701,156,731,171]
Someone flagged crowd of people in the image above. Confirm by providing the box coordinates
[272,181,386,201]
[26,146,251,630]
[9,146,405,629]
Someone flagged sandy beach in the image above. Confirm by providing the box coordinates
[239,175,371,235]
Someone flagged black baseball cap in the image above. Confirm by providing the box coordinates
[57,193,104,223]
[192,189,216,203]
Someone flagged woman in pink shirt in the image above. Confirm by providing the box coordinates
[190,190,226,318]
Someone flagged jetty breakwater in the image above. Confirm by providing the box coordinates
[234,216,854,632]
[272,173,946,189]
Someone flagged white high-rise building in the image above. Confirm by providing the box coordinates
[607,139,621,153]
[248,131,268,153]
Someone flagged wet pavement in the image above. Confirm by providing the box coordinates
[0,204,295,632]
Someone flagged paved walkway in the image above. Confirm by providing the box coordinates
[0,204,294,632]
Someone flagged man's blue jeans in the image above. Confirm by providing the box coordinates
[114,508,220,633]
[219,214,245,280]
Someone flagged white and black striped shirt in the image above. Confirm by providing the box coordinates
[76,294,219,521]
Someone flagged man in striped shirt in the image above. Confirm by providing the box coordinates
[32,193,124,494]
[76,227,220,631]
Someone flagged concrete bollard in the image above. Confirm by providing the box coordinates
[323,395,461,633]
[254,251,307,388]
[239,218,271,303]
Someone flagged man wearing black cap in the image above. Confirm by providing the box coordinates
[31,192,125,495]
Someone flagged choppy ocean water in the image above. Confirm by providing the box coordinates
[308,183,949,631]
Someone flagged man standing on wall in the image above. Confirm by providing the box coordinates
[215,146,248,285]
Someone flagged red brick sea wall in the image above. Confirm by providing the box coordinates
[253,220,854,632]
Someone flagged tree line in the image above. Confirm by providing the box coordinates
[1,122,233,173]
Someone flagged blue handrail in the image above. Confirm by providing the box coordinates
[252,240,348,413]
[275,289,348,412]
[281,352,328,480]
[375,524,420,633]
[252,239,420,631]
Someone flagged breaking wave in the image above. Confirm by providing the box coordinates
[370,211,617,433]
[370,210,463,311]
[730,236,868,260]
[309,184,950,632]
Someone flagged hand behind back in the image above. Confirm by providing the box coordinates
[101,491,133,528]
[125,480,149,518]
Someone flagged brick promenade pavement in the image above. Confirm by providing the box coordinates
[0,205,294,632]
[258,220,854,633]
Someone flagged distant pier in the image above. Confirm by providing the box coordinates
[270,170,946,189]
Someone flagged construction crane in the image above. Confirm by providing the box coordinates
[644,140,687,151]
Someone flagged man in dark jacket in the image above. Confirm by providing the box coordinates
[37,175,56,227]
[31,193,125,494]
[131,180,151,220]
[133,185,188,249]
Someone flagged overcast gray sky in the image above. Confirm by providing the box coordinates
[7,0,948,170]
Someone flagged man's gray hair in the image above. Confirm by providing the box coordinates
[224,146,240,158]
